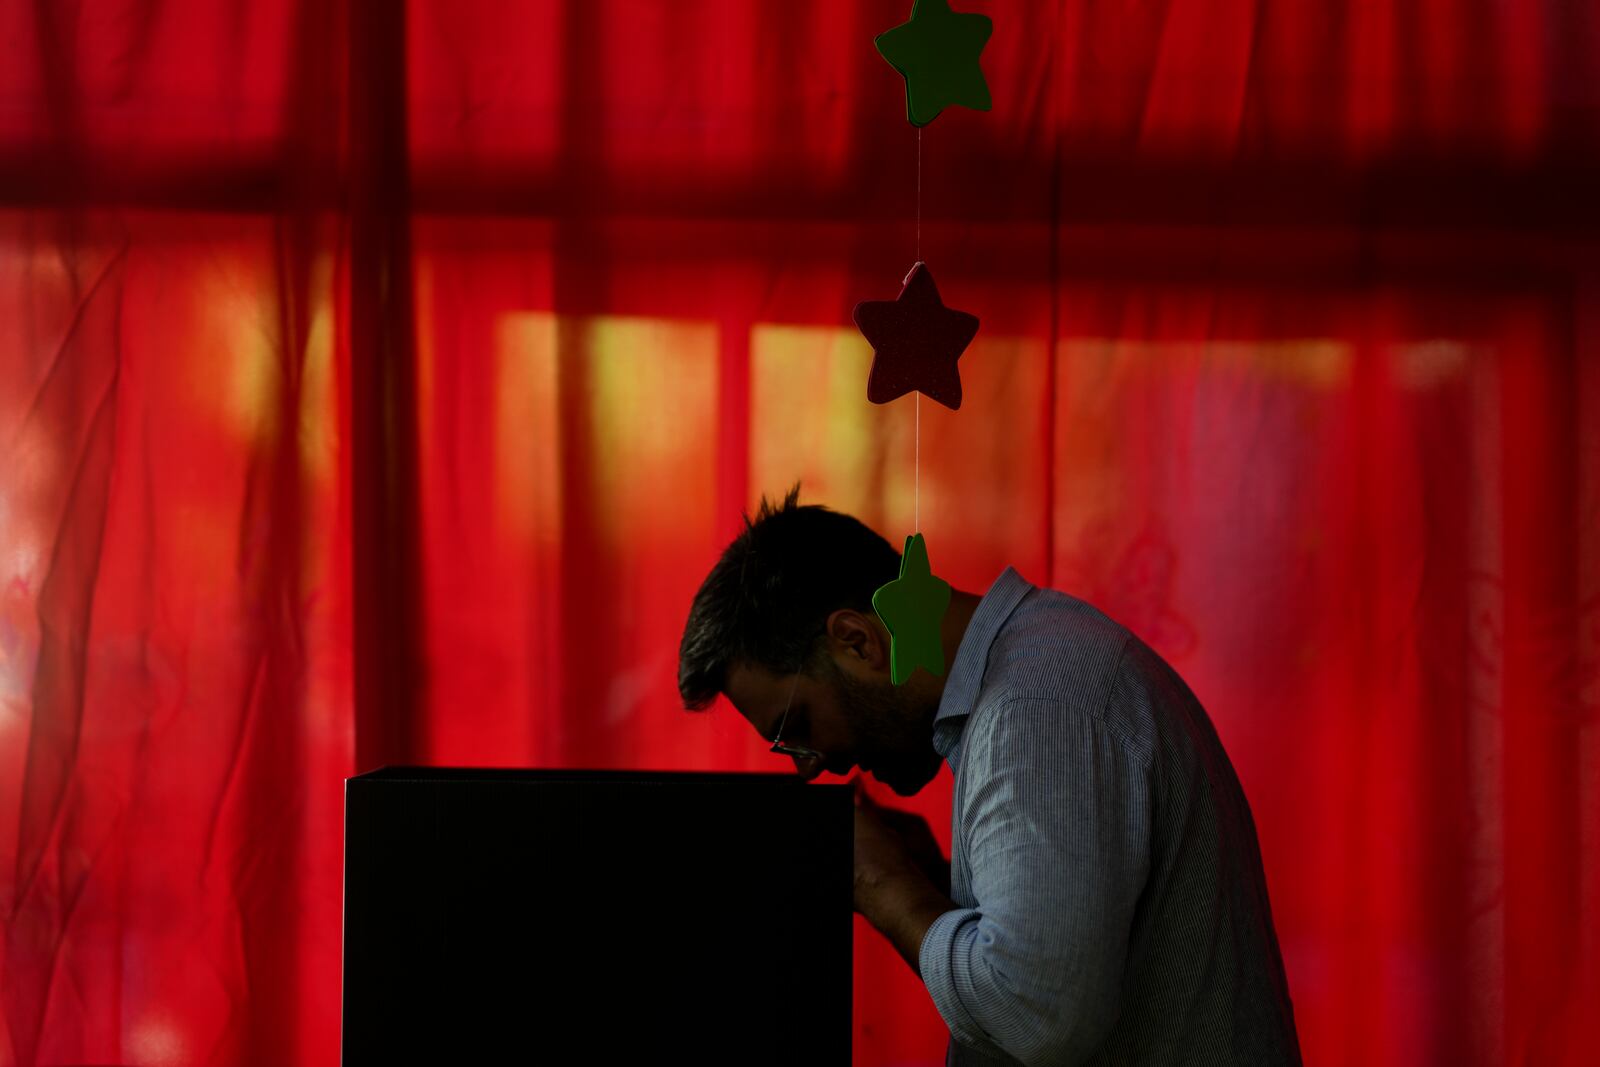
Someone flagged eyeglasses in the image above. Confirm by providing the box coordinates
[770,670,826,765]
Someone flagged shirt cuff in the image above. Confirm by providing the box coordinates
[918,906,991,1049]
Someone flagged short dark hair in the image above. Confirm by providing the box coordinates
[678,483,902,711]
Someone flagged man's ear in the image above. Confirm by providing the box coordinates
[825,608,889,670]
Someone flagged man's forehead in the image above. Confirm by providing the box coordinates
[726,662,793,729]
[722,660,782,715]
[728,656,789,684]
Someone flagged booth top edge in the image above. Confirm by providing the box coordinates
[348,766,845,787]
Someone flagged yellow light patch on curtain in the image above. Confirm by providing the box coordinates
[296,254,339,486]
[494,311,562,551]
[1075,338,1353,390]
[493,314,721,555]
[194,250,282,448]
[748,327,1051,580]
[289,250,342,637]
[749,324,881,517]
[1207,340,1351,388]
[582,317,720,554]
[1390,340,1474,389]
[181,238,341,594]
[922,334,1052,584]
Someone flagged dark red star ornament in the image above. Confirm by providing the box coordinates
[852,261,978,411]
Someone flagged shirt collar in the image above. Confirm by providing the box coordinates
[932,566,1034,747]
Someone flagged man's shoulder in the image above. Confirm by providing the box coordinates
[967,588,1182,769]
[977,586,1135,706]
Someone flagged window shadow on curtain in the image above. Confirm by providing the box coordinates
[1,2,1597,1066]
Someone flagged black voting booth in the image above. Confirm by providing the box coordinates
[342,767,853,1064]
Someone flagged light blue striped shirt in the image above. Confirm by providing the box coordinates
[918,568,1301,1066]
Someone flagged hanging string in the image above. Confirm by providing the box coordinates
[915,125,922,535]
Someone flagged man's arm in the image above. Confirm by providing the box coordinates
[852,799,955,976]
[918,696,1152,1067]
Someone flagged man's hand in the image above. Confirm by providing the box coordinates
[852,781,956,977]
[863,795,952,898]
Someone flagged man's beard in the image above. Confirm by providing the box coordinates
[826,659,942,795]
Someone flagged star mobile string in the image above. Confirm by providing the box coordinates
[853,0,992,686]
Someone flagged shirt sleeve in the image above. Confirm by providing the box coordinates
[918,695,1153,1066]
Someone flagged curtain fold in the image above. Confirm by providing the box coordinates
[1,2,1596,1065]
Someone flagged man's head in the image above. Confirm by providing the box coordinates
[678,485,946,796]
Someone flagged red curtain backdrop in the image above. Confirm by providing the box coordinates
[2,2,1598,1064]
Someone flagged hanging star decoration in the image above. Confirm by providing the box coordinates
[872,533,953,685]
[853,261,978,411]
[874,0,993,127]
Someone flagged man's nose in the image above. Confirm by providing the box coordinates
[793,755,823,781]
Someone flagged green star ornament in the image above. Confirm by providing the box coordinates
[874,0,993,127]
[872,533,953,685]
